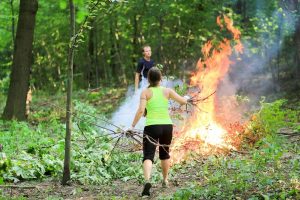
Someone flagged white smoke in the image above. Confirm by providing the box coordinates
[110,77,183,130]
[221,7,297,104]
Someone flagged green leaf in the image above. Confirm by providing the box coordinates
[121,176,130,182]
[59,1,67,9]
[261,194,270,200]
[76,10,87,23]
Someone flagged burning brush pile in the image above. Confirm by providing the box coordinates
[116,15,262,164]
[170,15,249,163]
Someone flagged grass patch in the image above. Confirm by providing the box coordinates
[161,99,300,199]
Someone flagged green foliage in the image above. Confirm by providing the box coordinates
[258,98,299,134]
[106,151,143,181]
[0,93,6,114]
[1,0,248,90]
[82,88,127,115]
[160,98,300,199]
[5,152,46,181]
[174,83,188,96]
[0,0,299,93]
[0,73,10,94]
[0,152,11,179]
[0,1,15,93]
[0,0,299,198]
[163,133,300,199]
[242,98,299,147]
[0,98,145,184]
[0,119,65,182]
[0,197,27,200]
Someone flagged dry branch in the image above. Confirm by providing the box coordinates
[0,185,36,189]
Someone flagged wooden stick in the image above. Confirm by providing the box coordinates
[278,132,299,136]
[0,185,36,189]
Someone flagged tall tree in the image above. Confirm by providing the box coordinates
[294,0,300,80]
[2,0,38,120]
[87,19,95,88]
[62,0,75,185]
[10,0,15,45]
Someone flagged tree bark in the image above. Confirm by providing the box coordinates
[87,20,95,88]
[277,12,283,81]
[109,16,118,82]
[235,0,247,24]
[295,25,300,80]
[132,14,139,65]
[62,0,75,186]
[2,0,38,121]
[94,23,99,87]
[157,15,163,64]
[294,1,300,80]
[113,16,127,85]
[10,0,15,46]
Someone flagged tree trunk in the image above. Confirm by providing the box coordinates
[10,0,15,46]
[109,16,118,82]
[87,20,95,88]
[295,1,300,80]
[113,16,127,85]
[132,14,139,65]
[277,13,283,81]
[156,15,163,64]
[62,0,75,186]
[2,0,38,121]
[94,23,99,87]
[295,26,300,79]
[235,0,247,24]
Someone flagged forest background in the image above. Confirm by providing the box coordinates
[0,0,300,199]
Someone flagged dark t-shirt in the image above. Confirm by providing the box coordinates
[136,58,154,78]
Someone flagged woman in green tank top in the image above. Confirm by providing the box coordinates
[130,67,189,197]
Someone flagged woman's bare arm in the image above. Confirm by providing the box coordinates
[131,90,147,127]
[168,88,187,105]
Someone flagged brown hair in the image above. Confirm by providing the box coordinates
[147,67,162,87]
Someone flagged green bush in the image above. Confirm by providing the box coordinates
[0,100,146,184]
[258,99,298,134]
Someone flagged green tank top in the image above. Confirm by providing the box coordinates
[145,87,173,126]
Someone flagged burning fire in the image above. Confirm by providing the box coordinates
[171,15,244,163]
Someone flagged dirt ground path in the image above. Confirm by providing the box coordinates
[1,178,188,199]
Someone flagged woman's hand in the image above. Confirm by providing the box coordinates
[183,95,191,102]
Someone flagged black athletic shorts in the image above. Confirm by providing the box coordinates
[143,124,173,163]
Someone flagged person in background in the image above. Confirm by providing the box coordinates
[135,45,154,92]
[130,67,189,197]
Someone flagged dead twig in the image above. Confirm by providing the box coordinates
[190,91,216,103]
[30,102,174,155]
[278,132,299,137]
[0,185,36,189]
[76,122,88,141]
[107,136,123,158]
[229,149,250,155]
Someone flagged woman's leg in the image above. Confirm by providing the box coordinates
[161,159,170,182]
[143,125,160,182]
[143,159,153,181]
[141,125,160,196]
[158,125,173,184]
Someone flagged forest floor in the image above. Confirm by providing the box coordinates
[0,166,194,199]
[0,154,260,200]
[2,133,300,200]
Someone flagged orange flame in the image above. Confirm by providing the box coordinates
[171,15,244,163]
